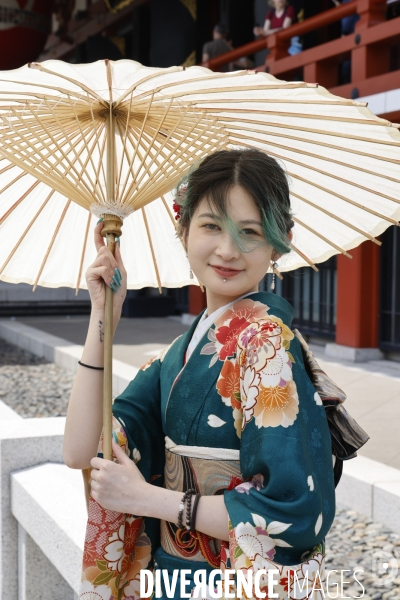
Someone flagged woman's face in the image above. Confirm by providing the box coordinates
[185,185,278,309]
[273,0,286,10]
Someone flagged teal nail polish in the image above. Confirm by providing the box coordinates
[97,218,104,224]
[112,275,121,287]
[110,282,117,293]
[115,237,120,246]
[115,267,122,281]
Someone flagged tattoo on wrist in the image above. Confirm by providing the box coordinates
[98,320,104,343]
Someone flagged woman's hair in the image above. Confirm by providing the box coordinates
[175,148,293,255]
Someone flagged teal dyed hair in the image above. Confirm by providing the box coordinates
[175,148,293,255]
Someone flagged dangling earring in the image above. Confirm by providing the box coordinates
[186,252,194,280]
[270,261,278,290]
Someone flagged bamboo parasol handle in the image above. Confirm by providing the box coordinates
[82,216,122,511]
[103,244,114,461]
[101,216,123,461]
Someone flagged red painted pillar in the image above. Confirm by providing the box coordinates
[336,241,380,348]
[355,0,386,30]
[304,60,339,89]
[189,285,207,315]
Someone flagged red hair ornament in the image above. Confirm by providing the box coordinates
[172,202,181,221]
[172,183,187,221]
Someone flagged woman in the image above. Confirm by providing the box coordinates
[65,149,336,600]
[253,0,296,38]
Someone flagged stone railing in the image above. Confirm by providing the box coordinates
[0,417,73,599]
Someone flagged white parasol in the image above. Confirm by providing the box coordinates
[0,59,399,458]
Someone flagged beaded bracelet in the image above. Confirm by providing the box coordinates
[185,492,194,531]
[190,493,201,532]
[178,489,195,529]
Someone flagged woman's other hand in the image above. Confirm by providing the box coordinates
[86,220,127,315]
[90,442,149,515]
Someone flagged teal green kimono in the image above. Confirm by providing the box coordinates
[80,292,336,600]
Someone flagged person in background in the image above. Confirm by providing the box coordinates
[253,0,296,38]
[202,23,233,72]
[331,0,360,35]
[331,0,360,83]
[203,23,254,72]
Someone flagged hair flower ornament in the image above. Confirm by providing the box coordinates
[173,182,188,221]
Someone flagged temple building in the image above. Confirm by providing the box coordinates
[0,0,399,361]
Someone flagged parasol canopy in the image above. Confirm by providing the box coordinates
[0,59,400,463]
[0,59,399,286]
[0,174,193,292]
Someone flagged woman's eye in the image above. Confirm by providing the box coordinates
[204,223,220,230]
[241,228,259,236]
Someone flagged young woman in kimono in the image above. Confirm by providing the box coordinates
[64,149,337,600]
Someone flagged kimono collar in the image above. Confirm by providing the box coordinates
[186,291,258,361]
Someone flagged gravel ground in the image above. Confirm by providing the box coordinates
[0,339,73,417]
[1,337,400,599]
[325,510,400,599]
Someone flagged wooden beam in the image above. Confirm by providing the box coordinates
[329,69,400,100]
[39,0,146,61]
[265,16,400,77]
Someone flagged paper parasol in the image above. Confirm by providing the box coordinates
[0,180,194,291]
[0,59,400,457]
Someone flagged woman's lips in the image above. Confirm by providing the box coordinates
[211,265,242,278]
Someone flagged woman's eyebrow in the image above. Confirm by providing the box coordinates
[197,212,219,219]
[239,219,263,226]
[197,214,263,227]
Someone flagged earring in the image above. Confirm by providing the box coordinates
[186,253,194,280]
[270,261,278,290]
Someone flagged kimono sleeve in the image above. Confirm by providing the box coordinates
[81,353,166,600]
[223,317,336,570]
[112,353,165,484]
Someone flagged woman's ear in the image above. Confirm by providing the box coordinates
[272,251,282,263]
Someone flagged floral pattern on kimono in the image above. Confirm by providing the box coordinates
[80,342,174,600]
[205,296,334,598]
[81,417,154,599]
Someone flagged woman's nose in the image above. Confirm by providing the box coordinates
[215,232,241,260]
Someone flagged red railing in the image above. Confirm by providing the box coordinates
[203,0,400,108]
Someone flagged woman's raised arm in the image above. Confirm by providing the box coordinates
[63,221,127,469]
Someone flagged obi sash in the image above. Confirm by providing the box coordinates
[158,438,328,600]
[160,437,240,567]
